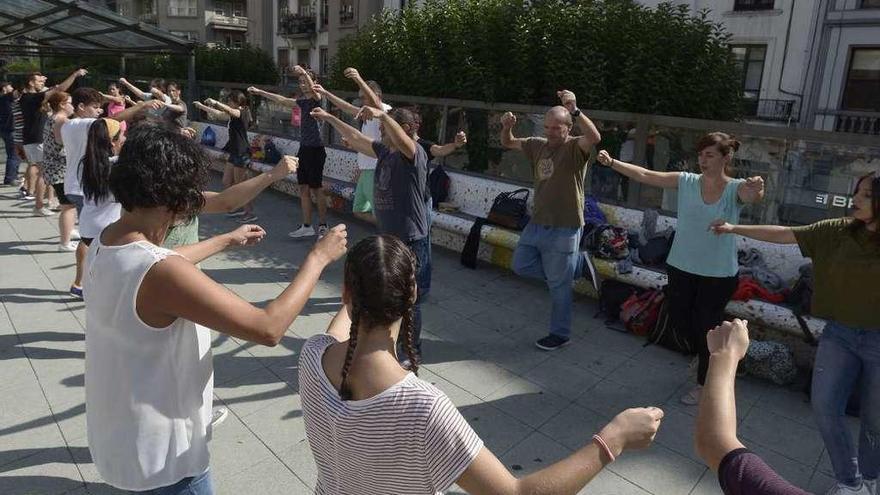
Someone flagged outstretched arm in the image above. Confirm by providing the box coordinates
[431,131,467,158]
[312,84,360,116]
[558,90,601,152]
[193,101,228,121]
[205,98,241,119]
[596,150,680,189]
[201,157,299,214]
[292,66,321,101]
[500,112,526,151]
[45,68,88,101]
[101,93,125,105]
[118,77,146,100]
[173,225,265,264]
[361,106,416,160]
[310,107,375,157]
[709,221,797,244]
[111,100,164,122]
[247,86,297,108]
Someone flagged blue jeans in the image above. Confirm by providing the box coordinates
[131,470,213,495]
[2,129,19,184]
[512,223,583,338]
[811,321,880,486]
[404,236,432,353]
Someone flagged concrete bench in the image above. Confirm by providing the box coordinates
[197,126,827,342]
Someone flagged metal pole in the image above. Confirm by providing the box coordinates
[187,50,197,118]
[119,55,126,77]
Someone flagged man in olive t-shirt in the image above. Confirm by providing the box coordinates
[500,90,602,351]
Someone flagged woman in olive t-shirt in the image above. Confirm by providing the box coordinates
[710,172,880,494]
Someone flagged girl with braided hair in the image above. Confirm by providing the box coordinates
[299,235,666,494]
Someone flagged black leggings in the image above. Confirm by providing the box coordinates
[666,265,738,385]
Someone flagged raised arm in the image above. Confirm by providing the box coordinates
[558,90,601,152]
[458,407,664,495]
[101,92,125,105]
[431,131,467,158]
[193,101,229,122]
[500,112,527,151]
[737,176,765,204]
[46,69,88,101]
[312,83,360,116]
[201,156,298,214]
[596,150,680,189]
[695,319,749,471]
[310,107,376,157]
[343,68,382,110]
[173,225,265,264]
[361,106,416,160]
[205,98,241,119]
[292,66,321,101]
[247,86,297,108]
[141,226,348,346]
[709,221,797,244]
[326,306,352,342]
[118,77,146,100]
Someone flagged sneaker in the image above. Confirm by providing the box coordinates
[826,482,872,495]
[69,286,83,299]
[49,199,61,211]
[18,187,28,199]
[581,251,599,292]
[317,224,329,238]
[288,224,316,239]
[33,206,54,216]
[680,385,703,406]
[535,334,571,351]
[71,229,81,240]
[210,406,229,427]
[58,241,79,252]
[225,208,246,217]
[238,213,258,223]
[22,191,35,200]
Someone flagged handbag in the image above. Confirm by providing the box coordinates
[487,188,530,230]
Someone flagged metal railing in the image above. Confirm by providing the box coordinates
[205,12,248,28]
[278,12,316,36]
[742,99,797,122]
[832,111,880,136]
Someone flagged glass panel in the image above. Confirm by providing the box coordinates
[748,46,766,62]
[744,61,763,91]
[0,0,56,18]
[842,48,880,111]
[85,30,164,48]
[51,16,115,35]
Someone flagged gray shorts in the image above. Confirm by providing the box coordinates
[23,143,43,164]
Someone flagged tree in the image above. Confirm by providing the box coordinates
[330,0,741,119]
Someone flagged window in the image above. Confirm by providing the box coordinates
[278,48,290,71]
[168,0,197,16]
[233,2,245,17]
[733,0,774,10]
[170,30,199,41]
[731,44,766,99]
[340,0,355,24]
[841,48,880,111]
[138,0,156,14]
[321,0,329,26]
[319,47,328,76]
[298,49,310,67]
[862,0,880,7]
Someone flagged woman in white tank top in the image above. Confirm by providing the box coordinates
[84,121,348,493]
[299,235,666,495]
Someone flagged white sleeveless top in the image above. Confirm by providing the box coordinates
[84,237,214,491]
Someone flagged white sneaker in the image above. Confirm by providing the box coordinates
[826,482,872,495]
[680,385,703,406]
[288,224,316,239]
[34,206,55,216]
[210,406,228,427]
[71,229,81,240]
[58,241,78,252]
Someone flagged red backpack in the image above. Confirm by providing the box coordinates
[620,290,665,336]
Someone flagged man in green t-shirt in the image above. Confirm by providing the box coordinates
[500,90,601,351]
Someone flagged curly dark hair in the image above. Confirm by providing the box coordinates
[109,121,209,223]
[339,235,420,400]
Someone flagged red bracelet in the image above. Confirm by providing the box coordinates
[592,434,616,463]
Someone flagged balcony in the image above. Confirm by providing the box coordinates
[742,99,797,122]
[138,12,158,24]
[278,12,316,37]
[827,110,880,135]
[205,11,248,31]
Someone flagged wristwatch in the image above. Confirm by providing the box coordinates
[570,108,581,117]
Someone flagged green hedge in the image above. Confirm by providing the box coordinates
[330,0,742,121]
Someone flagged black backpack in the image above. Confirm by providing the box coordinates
[487,188,530,230]
[595,280,640,325]
[428,165,451,209]
[786,263,816,345]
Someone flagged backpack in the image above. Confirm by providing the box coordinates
[591,225,629,260]
[595,280,640,325]
[639,232,675,266]
[428,165,451,209]
[201,126,216,147]
[487,188,530,230]
[786,263,816,345]
[646,292,694,353]
[264,139,282,164]
[621,289,665,336]
[741,341,797,385]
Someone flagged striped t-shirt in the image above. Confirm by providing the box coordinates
[299,334,483,494]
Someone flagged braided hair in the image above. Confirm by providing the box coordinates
[339,235,420,400]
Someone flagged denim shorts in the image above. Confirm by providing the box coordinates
[228,152,252,168]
